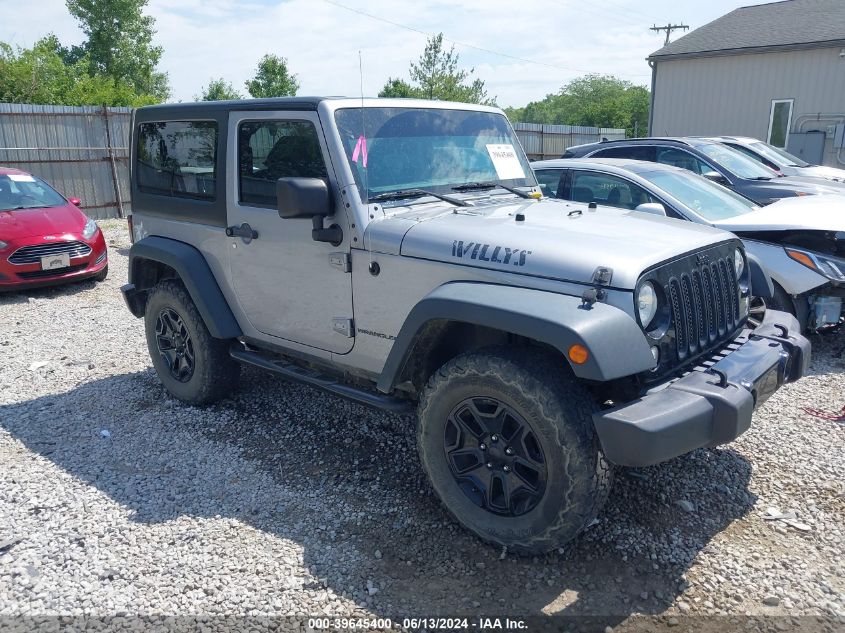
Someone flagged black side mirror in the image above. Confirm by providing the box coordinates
[703,171,729,186]
[276,177,342,245]
[276,177,331,218]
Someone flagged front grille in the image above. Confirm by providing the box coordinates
[667,257,741,361]
[8,241,92,265]
[644,241,745,374]
[17,263,88,280]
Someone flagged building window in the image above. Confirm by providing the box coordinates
[767,99,794,149]
[238,120,327,207]
[137,121,217,199]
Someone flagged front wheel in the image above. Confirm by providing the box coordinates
[416,347,613,555]
[749,283,804,330]
[144,279,240,404]
[94,264,108,282]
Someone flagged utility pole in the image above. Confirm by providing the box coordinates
[651,23,689,45]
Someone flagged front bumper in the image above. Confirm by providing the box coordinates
[0,231,107,291]
[593,309,810,467]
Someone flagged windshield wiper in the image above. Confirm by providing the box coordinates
[752,176,773,181]
[369,189,468,207]
[451,181,534,199]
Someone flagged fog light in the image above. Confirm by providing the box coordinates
[568,344,589,365]
[650,346,660,364]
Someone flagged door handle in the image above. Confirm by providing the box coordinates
[226,223,258,241]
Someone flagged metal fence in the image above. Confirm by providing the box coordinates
[513,122,626,161]
[0,103,131,220]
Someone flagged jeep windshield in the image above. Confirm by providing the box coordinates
[334,107,536,203]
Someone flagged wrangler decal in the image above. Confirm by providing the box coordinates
[451,240,532,267]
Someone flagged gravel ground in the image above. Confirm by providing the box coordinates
[0,221,843,627]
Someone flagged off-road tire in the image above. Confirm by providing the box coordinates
[144,279,240,404]
[417,346,614,555]
[94,264,108,282]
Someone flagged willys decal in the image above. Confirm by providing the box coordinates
[451,240,532,267]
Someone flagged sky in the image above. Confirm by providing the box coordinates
[0,0,763,107]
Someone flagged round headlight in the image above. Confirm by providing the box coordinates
[637,282,658,328]
[734,249,745,280]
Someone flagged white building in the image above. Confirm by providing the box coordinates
[648,0,845,167]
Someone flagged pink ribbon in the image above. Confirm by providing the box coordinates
[351,135,368,168]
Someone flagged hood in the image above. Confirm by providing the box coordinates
[771,175,845,194]
[797,165,845,183]
[383,197,732,290]
[0,204,85,240]
[713,194,845,232]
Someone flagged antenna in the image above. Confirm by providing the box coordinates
[358,50,368,205]
[650,23,689,46]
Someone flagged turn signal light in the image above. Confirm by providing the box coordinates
[786,249,815,270]
[568,344,590,365]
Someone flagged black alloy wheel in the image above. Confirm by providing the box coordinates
[155,307,195,382]
[444,396,548,517]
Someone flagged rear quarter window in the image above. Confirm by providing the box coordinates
[136,121,218,200]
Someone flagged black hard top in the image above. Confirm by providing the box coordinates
[133,96,342,121]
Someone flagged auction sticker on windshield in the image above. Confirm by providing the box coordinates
[8,174,35,182]
[486,144,525,180]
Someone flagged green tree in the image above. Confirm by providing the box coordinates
[506,74,649,137]
[377,77,416,98]
[0,37,158,106]
[196,78,242,101]
[245,54,299,98]
[378,33,494,105]
[65,0,170,100]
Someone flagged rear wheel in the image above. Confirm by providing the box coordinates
[416,347,613,555]
[144,280,240,404]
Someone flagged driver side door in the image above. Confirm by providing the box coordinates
[226,111,354,354]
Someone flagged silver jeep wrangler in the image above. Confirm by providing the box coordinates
[122,98,810,554]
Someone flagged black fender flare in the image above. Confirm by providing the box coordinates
[125,236,242,339]
[746,252,774,301]
[376,282,655,393]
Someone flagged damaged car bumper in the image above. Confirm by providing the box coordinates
[593,309,811,467]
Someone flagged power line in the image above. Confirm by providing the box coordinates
[552,0,667,29]
[597,0,669,25]
[319,0,590,74]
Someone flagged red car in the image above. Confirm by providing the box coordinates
[0,167,108,291]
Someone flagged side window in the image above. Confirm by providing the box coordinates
[592,146,656,162]
[570,171,657,210]
[239,120,328,207]
[137,121,217,199]
[534,169,564,197]
[655,147,710,175]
